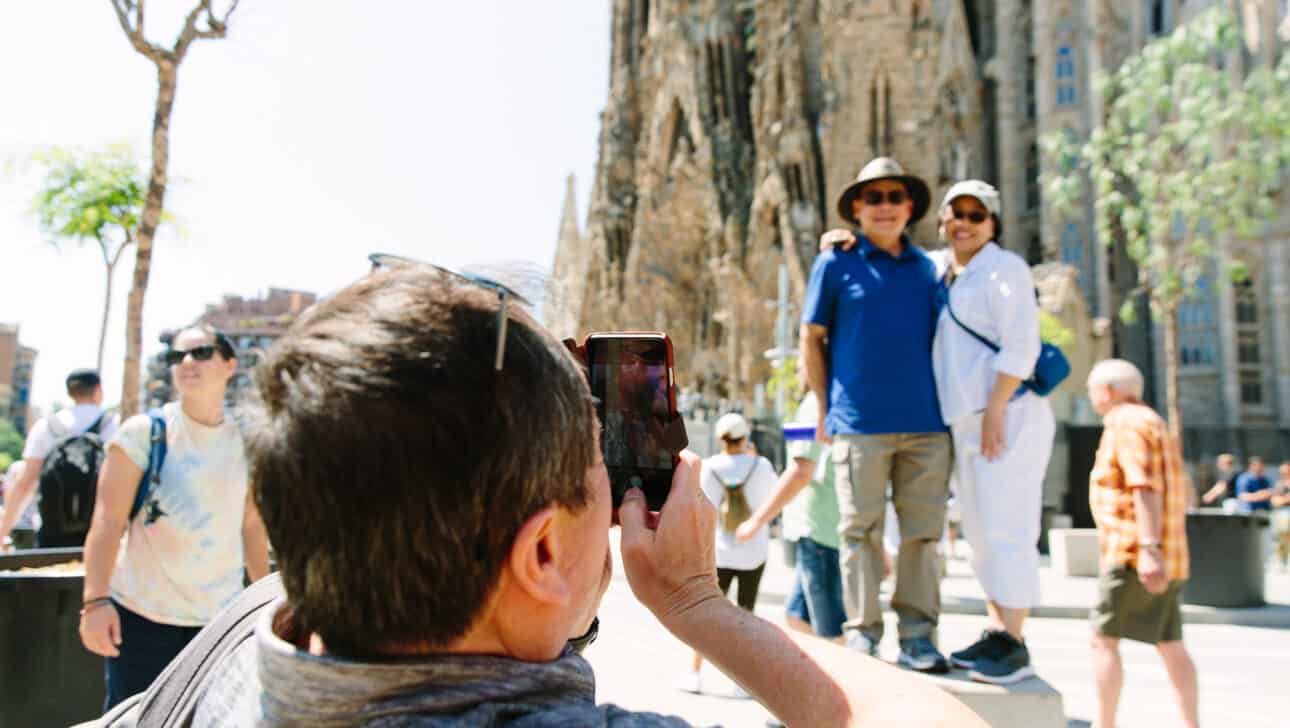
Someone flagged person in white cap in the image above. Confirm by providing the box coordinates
[676,412,776,696]
[930,180,1055,684]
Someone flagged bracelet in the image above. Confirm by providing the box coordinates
[1138,541,1162,549]
[79,597,112,617]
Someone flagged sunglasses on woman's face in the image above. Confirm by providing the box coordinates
[861,189,907,206]
[948,208,990,224]
[164,345,217,366]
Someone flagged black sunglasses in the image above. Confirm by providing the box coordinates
[948,208,990,224]
[367,253,531,371]
[164,345,217,366]
[861,189,907,206]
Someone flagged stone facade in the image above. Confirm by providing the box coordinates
[550,0,1290,436]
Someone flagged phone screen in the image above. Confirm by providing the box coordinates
[587,336,675,509]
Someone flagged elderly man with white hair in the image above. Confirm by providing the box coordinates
[1086,359,1199,728]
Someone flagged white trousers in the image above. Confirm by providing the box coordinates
[950,392,1055,609]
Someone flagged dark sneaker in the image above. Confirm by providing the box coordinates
[950,630,1011,670]
[897,636,950,673]
[968,632,1035,684]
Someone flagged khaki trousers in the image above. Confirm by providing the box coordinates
[832,432,951,642]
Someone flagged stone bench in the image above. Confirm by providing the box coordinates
[1048,527,1100,577]
[914,670,1065,728]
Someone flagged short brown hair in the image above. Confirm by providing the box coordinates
[242,265,598,657]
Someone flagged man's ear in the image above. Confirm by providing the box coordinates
[506,505,570,607]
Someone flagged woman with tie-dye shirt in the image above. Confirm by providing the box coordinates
[78,324,271,712]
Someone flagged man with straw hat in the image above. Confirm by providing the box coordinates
[799,157,951,673]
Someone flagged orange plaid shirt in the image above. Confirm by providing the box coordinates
[1089,401,1190,580]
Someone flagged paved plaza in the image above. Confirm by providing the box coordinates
[587,532,1290,727]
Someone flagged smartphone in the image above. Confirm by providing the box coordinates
[584,332,678,511]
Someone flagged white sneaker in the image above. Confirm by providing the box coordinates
[674,670,702,694]
[727,684,751,700]
[846,632,879,657]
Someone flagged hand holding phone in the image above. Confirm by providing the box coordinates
[578,332,685,511]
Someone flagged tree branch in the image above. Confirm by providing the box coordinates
[194,0,239,39]
[109,0,167,63]
[173,0,241,58]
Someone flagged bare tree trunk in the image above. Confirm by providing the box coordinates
[98,263,113,373]
[1162,301,1183,444]
[121,63,178,417]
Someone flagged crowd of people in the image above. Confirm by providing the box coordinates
[0,155,1278,727]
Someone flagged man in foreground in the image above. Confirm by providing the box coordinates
[1086,359,1198,728]
[94,263,984,727]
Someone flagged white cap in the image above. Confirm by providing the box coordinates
[714,412,749,441]
[941,179,1001,218]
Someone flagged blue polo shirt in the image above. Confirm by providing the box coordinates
[1234,472,1273,511]
[801,235,945,435]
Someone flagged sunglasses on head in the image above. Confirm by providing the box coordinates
[164,345,218,366]
[861,189,908,206]
[367,253,531,371]
[948,208,990,224]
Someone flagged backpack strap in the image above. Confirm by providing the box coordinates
[941,272,1000,354]
[84,411,108,436]
[735,458,761,488]
[135,572,286,727]
[130,409,168,523]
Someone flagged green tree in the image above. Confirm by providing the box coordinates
[1043,8,1290,440]
[109,0,243,416]
[30,145,146,372]
[0,419,24,464]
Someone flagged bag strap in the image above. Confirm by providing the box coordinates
[734,458,760,488]
[941,272,1000,354]
[130,409,168,522]
[83,411,108,436]
[135,572,286,727]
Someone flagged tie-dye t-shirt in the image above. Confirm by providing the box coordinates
[109,402,249,626]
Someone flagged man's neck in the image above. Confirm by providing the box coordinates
[866,232,904,255]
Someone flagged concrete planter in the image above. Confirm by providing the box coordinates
[1184,510,1267,608]
[1048,528,1100,577]
[0,548,103,727]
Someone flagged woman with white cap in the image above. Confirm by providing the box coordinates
[676,411,776,696]
[931,180,1055,685]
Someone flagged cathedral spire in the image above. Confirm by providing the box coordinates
[558,173,580,242]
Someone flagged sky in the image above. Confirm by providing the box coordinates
[1,2,610,413]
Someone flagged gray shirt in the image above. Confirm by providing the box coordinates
[185,600,695,727]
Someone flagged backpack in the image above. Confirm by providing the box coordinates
[717,459,761,534]
[130,409,169,524]
[37,412,108,538]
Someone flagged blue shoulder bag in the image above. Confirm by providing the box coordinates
[942,281,1071,397]
[130,409,168,522]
